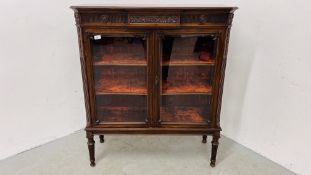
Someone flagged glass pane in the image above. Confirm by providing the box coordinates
[160,34,216,123]
[91,36,147,123]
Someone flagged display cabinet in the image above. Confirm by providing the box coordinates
[71,5,237,167]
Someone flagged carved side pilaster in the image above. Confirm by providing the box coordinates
[215,25,233,127]
[76,24,91,127]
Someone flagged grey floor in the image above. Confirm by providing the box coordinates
[0,131,295,175]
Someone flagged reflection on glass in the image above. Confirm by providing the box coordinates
[160,35,216,123]
[91,36,147,123]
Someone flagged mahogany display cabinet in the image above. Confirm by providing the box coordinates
[71,5,237,167]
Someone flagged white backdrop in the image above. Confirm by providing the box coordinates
[0,1,310,175]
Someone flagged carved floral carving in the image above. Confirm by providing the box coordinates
[100,15,110,23]
[181,13,228,23]
[129,15,180,24]
[80,14,127,24]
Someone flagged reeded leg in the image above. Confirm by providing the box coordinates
[202,135,207,143]
[99,135,105,143]
[87,132,95,167]
[210,132,220,167]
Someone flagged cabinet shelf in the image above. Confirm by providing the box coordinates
[162,92,211,95]
[94,63,147,66]
[94,65,147,95]
[162,84,212,95]
[162,59,215,66]
[94,58,147,66]
[95,79,147,95]
[96,92,147,95]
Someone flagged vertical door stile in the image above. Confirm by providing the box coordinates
[147,31,154,127]
[154,31,161,127]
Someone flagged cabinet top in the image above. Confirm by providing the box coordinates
[70,4,238,12]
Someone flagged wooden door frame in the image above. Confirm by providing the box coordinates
[82,28,153,128]
[152,28,226,129]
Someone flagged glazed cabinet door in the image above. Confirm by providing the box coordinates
[155,30,221,127]
[85,29,152,127]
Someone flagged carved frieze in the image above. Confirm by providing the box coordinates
[76,12,232,26]
[180,13,229,24]
[80,13,128,24]
[128,15,180,24]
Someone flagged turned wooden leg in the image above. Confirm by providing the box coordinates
[202,135,207,143]
[210,132,220,167]
[87,133,95,167]
[99,135,105,143]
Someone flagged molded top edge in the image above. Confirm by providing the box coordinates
[70,4,238,12]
